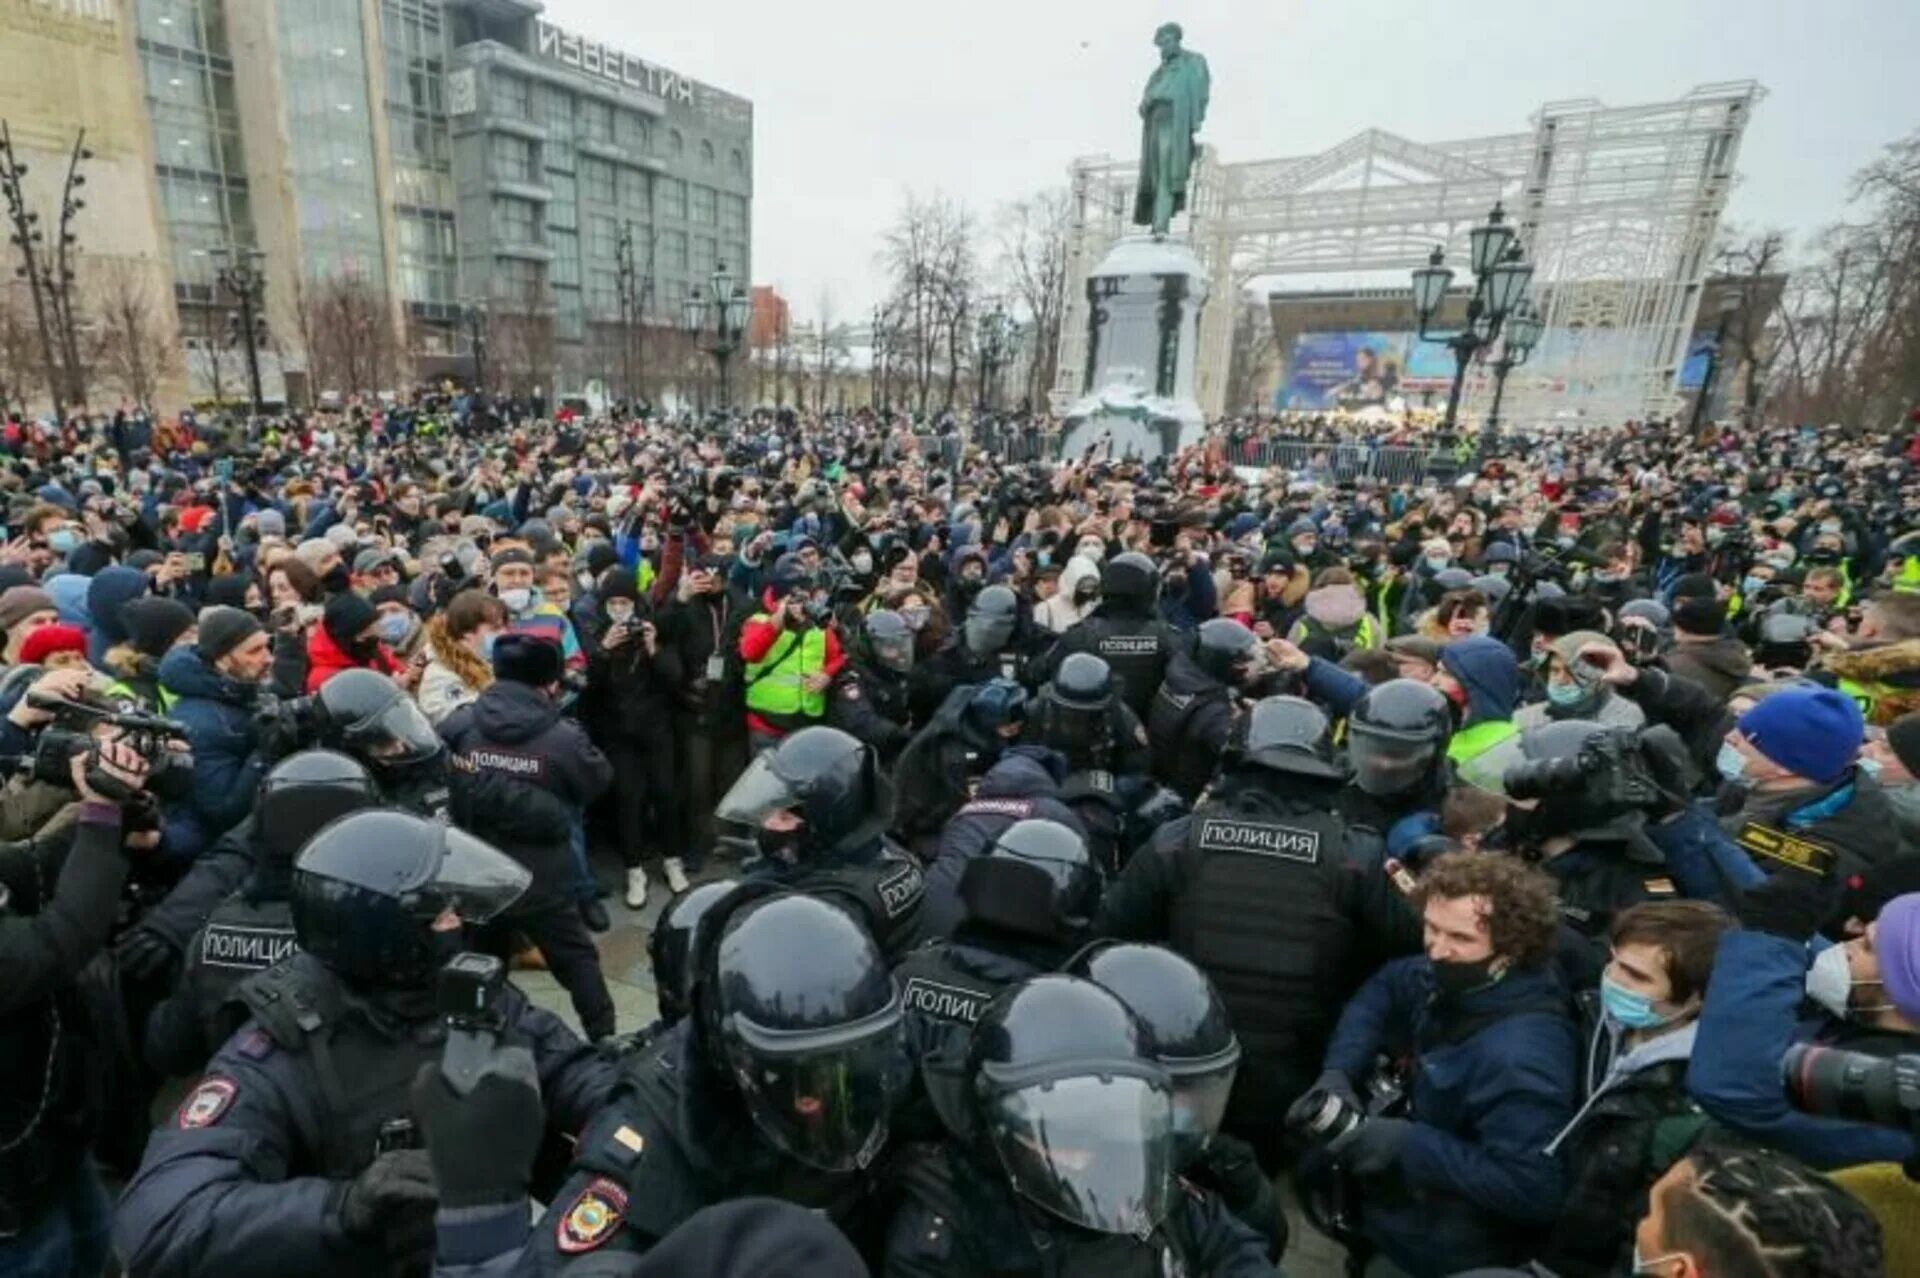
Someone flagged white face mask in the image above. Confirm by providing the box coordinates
[1805,942,1893,1019]
[1630,1244,1686,1275]
[499,587,532,612]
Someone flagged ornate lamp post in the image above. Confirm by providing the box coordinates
[614,221,650,410]
[681,260,748,412]
[459,297,489,395]
[1481,299,1544,452]
[1412,201,1535,462]
[208,246,268,416]
[975,303,1014,412]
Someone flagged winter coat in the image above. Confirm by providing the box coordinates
[158,645,269,862]
[922,748,1087,937]
[1819,637,1920,726]
[1664,635,1753,703]
[418,658,483,727]
[1321,958,1578,1277]
[1032,555,1101,634]
[302,621,404,694]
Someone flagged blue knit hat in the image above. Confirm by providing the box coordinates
[1736,686,1863,785]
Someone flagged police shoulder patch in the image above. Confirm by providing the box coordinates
[878,862,924,918]
[556,1176,628,1254]
[176,1076,238,1129]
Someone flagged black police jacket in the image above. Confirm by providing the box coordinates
[923,749,1086,938]
[909,640,1028,727]
[828,658,914,765]
[881,1141,1273,1278]
[143,889,297,1079]
[114,952,616,1278]
[749,835,930,964]
[521,1023,886,1273]
[1037,609,1179,721]
[1146,649,1236,803]
[441,681,614,910]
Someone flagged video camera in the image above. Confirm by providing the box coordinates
[1503,724,1689,816]
[1783,1045,1920,1155]
[5,694,194,803]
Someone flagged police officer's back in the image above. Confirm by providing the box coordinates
[1039,552,1180,721]
[1027,653,1157,873]
[1102,696,1419,1166]
[881,975,1273,1277]
[521,891,907,1271]
[143,750,381,1078]
[718,725,928,961]
[1148,618,1267,803]
[114,811,617,1278]
[828,609,917,766]
[910,586,1029,725]
[921,745,1086,938]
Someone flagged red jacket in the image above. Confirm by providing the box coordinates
[738,589,845,737]
[304,621,404,693]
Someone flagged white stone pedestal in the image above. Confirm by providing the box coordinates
[1060,235,1210,462]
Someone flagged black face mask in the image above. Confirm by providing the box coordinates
[322,563,352,594]
[755,824,804,865]
[1431,955,1502,1000]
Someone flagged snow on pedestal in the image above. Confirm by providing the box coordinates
[1061,235,1210,463]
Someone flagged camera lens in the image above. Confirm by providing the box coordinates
[1783,1045,1920,1128]
[1294,1090,1365,1144]
[1501,753,1591,802]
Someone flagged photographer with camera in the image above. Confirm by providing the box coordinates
[1289,851,1577,1277]
[739,553,843,755]
[584,571,685,907]
[0,736,150,1276]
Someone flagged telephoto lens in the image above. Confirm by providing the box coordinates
[1290,1088,1366,1145]
[1782,1044,1920,1130]
[1500,752,1591,802]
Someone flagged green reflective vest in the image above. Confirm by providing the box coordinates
[744,620,827,718]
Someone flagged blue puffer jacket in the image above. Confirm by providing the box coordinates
[1322,957,1578,1277]
[921,747,1086,938]
[158,645,268,862]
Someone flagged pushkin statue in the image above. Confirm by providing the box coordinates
[1133,22,1210,238]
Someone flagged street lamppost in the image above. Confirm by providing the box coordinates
[460,297,489,395]
[1411,201,1535,463]
[614,221,650,412]
[681,260,748,413]
[976,302,1014,412]
[1,123,93,412]
[208,245,268,416]
[1688,292,1741,435]
[871,304,888,414]
[1481,299,1545,453]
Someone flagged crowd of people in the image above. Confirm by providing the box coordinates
[3,397,1920,1278]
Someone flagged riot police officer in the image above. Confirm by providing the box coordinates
[882,975,1273,1277]
[1028,653,1157,873]
[1339,677,1453,841]
[1038,551,1180,721]
[828,609,916,765]
[1148,618,1270,802]
[1066,942,1285,1260]
[911,585,1028,724]
[1102,696,1418,1166]
[897,818,1100,1079]
[142,750,382,1077]
[892,679,1030,858]
[520,891,907,1271]
[717,725,928,961]
[115,810,617,1278]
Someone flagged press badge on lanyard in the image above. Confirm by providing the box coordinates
[707,654,727,682]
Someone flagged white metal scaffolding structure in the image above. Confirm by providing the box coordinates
[1055,82,1764,425]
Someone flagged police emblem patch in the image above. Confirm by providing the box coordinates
[176,1077,237,1129]
[557,1177,628,1253]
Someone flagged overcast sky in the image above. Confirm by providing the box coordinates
[554,0,1917,321]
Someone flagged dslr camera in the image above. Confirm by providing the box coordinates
[6,693,194,804]
[1784,1044,1920,1148]
[1503,725,1675,814]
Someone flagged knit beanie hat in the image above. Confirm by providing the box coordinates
[1672,595,1727,637]
[255,509,287,539]
[122,597,196,658]
[195,605,264,663]
[1871,893,1920,1022]
[323,591,379,648]
[18,624,86,665]
[1736,686,1863,785]
[1886,711,1920,778]
[0,586,54,635]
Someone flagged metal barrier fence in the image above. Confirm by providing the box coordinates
[908,431,1443,485]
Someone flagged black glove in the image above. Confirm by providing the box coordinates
[1635,723,1698,815]
[1331,1116,1413,1177]
[1190,1133,1286,1262]
[1735,870,1838,943]
[337,1148,438,1271]
[410,1048,543,1210]
[115,926,180,984]
[1284,1069,1361,1137]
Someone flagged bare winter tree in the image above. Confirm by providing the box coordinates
[880,191,980,415]
[996,188,1069,409]
[487,280,555,398]
[811,289,853,412]
[296,273,399,399]
[0,283,39,415]
[1710,226,1788,424]
[1225,298,1277,414]
[92,257,175,411]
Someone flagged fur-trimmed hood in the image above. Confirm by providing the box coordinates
[1822,638,1920,725]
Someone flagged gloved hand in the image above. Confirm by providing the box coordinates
[1634,724,1698,816]
[337,1148,438,1270]
[1190,1133,1287,1262]
[1735,869,1837,943]
[1284,1069,1361,1137]
[1331,1116,1413,1177]
[410,1047,544,1210]
[115,926,180,984]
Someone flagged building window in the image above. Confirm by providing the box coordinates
[582,159,615,204]
[661,230,687,271]
[725,242,749,278]
[691,236,716,279]
[494,196,538,244]
[617,112,649,153]
[720,193,747,236]
[496,257,541,299]
[550,229,580,286]
[587,214,618,262]
[699,139,715,166]
[689,185,716,225]
[547,174,577,230]
[495,73,531,119]
[617,168,651,216]
[586,272,618,320]
[580,99,612,143]
[730,147,746,174]
[667,129,683,158]
[543,86,573,138]
[491,135,533,183]
[657,178,685,221]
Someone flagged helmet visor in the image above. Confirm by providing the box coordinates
[727,996,906,1172]
[985,1073,1175,1237]
[1346,726,1438,797]
[420,826,531,924]
[1168,1049,1240,1167]
[346,694,442,766]
[965,616,1016,654]
[714,754,803,829]
[872,632,914,674]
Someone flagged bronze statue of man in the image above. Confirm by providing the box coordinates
[1134,22,1210,238]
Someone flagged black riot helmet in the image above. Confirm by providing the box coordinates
[253,750,381,897]
[715,725,891,860]
[1346,678,1451,797]
[964,584,1020,655]
[1192,617,1264,684]
[706,893,906,1173]
[1031,654,1114,769]
[291,809,530,988]
[1224,694,1342,781]
[647,878,739,1026]
[1100,552,1160,611]
[315,669,444,779]
[957,818,1101,946]
[1066,943,1241,1167]
[967,976,1175,1236]
[1052,652,1113,709]
[863,609,915,675]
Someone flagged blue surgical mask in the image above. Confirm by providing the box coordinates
[1424,555,1450,572]
[1742,575,1765,597]
[1716,741,1747,783]
[1600,975,1675,1030]
[1546,681,1589,708]
[605,603,635,626]
[479,632,500,661]
[1860,756,1884,780]
[48,528,79,554]
[377,614,411,643]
